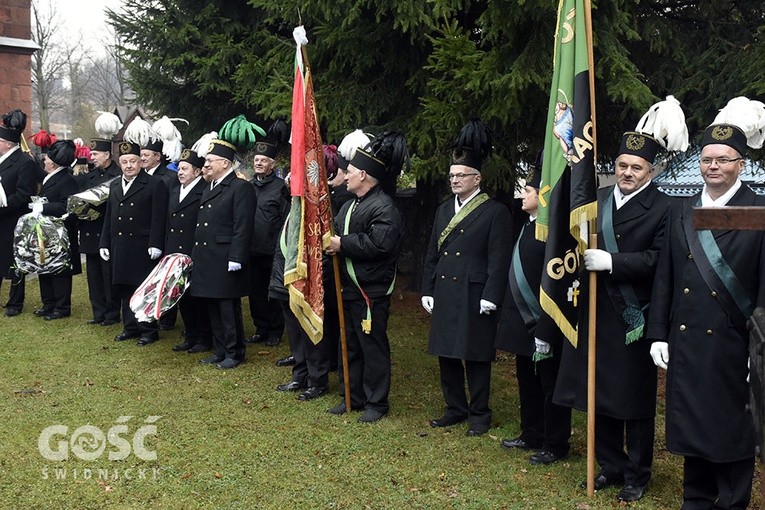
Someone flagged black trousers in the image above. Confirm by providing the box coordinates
[3,273,25,311]
[438,356,492,429]
[114,284,158,339]
[85,253,120,321]
[159,305,178,329]
[516,353,571,456]
[338,297,392,413]
[177,293,211,346]
[38,273,72,315]
[595,414,654,486]
[207,297,245,361]
[248,255,284,340]
[282,300,308,385]
[681,456,754,510]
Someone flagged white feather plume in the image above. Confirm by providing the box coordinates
[192,131,218,158]
[163,140,183,162]
[94,111,123,139]
[635,95,689,152]
[152,116,188,142]
[338,129,372,160]
[712,96,765,149]
[124,117,157,147]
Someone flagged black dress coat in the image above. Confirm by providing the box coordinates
[100,170,168,286]
[0,148,39,276]
[334,186,403,300]
[76,161,121,254]
[165,178,206,255]
[151,163,180,190]
[250,172,288,256]
[39,169,82,275]
[496,218,562,355]
[422,194,512,362]
[190,173,255,299]
[646,185,765,462]
[554,183,672,419]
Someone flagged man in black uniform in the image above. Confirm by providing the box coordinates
[555,97,687,501]
[647,98,765,510]
[496,157,571,464]
[0,109,38,316]
[325,132,407,423]
[79,124,122,326]
[190,138,255,369]
[247,121,289,346]
[100,139,168,346]
[165,148,211,353]
[422,119,512,437]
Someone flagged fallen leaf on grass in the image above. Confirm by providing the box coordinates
[438,472,445,481]
[415,431,428,437]
[488,433,498,440]
[409,487,419,493]
[575,503,591,510]
[214,472,222,479]
[181,472,191,480]
[14,388,45,396]
[83,379,94,387]
[242,398,252,405]
[257,351,270,356]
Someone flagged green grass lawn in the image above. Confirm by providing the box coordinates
[0,273,756,509]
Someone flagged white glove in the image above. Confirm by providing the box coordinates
[748,357,750,383]
[148,247,162,260]
[479,299,496,315]
[99,248,110,261]
[421,296,434,314]
[227,261,242,272]
[650,342,669,370]
[584,249,613,272]
[534,338,551,354]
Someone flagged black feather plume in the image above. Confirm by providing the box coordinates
[2,109,27,132]
[267,119,291,147]
[369,131,409,195]
[453,118,492,160]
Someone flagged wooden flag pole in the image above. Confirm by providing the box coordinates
[331,253,352,413]
[586,229,598,497]
[583,0,598,498]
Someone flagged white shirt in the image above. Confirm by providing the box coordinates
[0,145,17,207]
[701,179,742,207]
[212,169,235,190]
[122,175,136,194]
[0,144,18,167]
[179,176,202,202]
[146,165,159,176]
[42,167,65,186]
[454,187,482,214]
[612,179,652,210]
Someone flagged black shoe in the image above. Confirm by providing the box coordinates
[579,472,624,491]
[34,307,53,317]
[429,414,468,428]
[276,355,296,367]
[216,358,242,369]
[137,336,158,346]
[529,450,567,465]
[617,484,647,502]
[172,341,195,352]
[276,381,305,392]
[101,319,120,326]
[44,311,70,321]
[4,308,21,317]
[298,386,328,401]
[200,354,224,365]
[114,331,139,342]
[247,334,266,344]
[501,437,540,450]
[87,318,104,325]
[327,401,363,415]
[358,409,386,423]
[188,344,212,353]
[264,336,281,347]
[466,426,489,437]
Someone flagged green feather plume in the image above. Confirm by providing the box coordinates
[218,115,266,150]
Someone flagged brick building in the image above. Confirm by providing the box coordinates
[0,0,38,133]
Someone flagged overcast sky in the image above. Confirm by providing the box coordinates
[36,0,122,56]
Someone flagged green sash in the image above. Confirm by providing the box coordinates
[508,222,543,328]
[343,201,395,334]
[437,193,489,250]
[683,197,753,333]
[602,192,646,344]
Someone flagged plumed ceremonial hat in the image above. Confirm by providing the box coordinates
[48,140,76,167]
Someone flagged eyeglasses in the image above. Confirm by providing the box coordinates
[204,157,227,166]
[448,173,479,180]
[700,157,743,166]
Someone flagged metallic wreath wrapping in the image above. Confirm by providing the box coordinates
[13,207,71,274]
[130,253,192,323]
[66,176,119,220]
